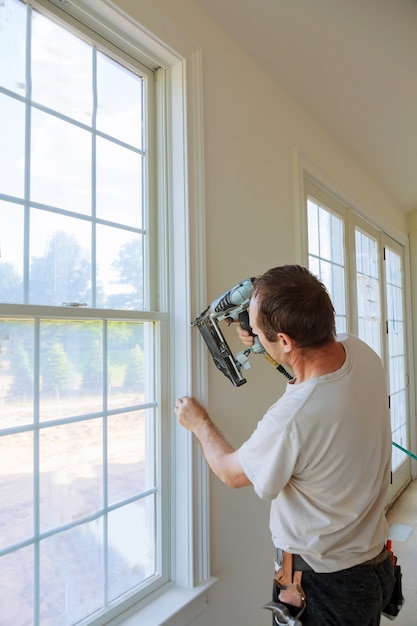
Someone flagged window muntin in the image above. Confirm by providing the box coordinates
[0,0,168,623]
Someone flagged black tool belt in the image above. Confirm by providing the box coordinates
[361,546,389,566]
[277,545,388,573]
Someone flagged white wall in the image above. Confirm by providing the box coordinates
[113,1,407,624]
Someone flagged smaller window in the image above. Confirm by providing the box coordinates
[306,191,346,333]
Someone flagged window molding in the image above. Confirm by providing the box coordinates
[292,147,409,260]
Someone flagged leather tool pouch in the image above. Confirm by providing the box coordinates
[273,551,306,621]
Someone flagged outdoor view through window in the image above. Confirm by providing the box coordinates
[0,1,160,624]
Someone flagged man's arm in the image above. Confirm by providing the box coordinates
[174,396,251,488]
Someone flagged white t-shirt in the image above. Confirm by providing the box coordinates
[238,333,392,573]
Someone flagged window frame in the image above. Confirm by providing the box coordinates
[1,0,213,624]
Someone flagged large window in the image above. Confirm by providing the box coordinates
[0,1,208,625]
[305,179,410,498]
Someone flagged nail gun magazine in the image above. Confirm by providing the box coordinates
[192,278,292,386]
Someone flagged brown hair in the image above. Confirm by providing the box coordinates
[252,265,336,349]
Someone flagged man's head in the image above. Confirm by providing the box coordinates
[251,265,336,350]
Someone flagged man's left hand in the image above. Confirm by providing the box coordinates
[174,396,209,433]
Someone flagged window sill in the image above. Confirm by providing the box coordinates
[114,578,218,626]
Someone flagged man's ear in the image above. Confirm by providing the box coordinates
[277,333,294,353]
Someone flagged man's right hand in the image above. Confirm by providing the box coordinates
[235,323,255,347]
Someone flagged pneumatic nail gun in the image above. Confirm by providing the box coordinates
[192,278,292,386]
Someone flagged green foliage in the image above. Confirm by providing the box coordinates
[29,230,91,306]
[0,261,23,303]
[41,343,68,397]
[124,344,144,390]
[9,339,33,399]
[108,238,143,309]
[81,336,102,395]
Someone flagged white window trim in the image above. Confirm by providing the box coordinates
[32,0,215,623]
[292,147,409,261]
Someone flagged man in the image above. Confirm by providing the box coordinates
[174,265,395,625]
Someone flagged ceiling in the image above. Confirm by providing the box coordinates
[195,0,417,213]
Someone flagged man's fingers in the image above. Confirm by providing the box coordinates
[174,395,192,413]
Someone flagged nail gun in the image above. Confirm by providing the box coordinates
[192,278,292,386]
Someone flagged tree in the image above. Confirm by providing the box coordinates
[9,339,33,399]
[124,344,144,391]
[108,238,143,310]
[29,231,91,306]
[81,335,102,396]
[42,343,68,398]
[0,261,23,303]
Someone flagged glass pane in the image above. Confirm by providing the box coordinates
[0,201,24,303]
[386,283,402,328]
[356,230,378,278]
[40,522,104,624]
[330,264,345,314]
[29,210,91,306]
[0,0,26,96]
[308,254,319,279]
[389,354,404,395]
[388,317,404,358]
[318,207,331,260]
[30,109,91,214]
[392,419,407,470]
[0,319,34,428]
[0,93,25,198]
[107,498,156,602]
[0,432,33,549]
[39,320,103,419]
[107,409,154,504]
[39,420,103,531]
[107,321,146,410]
[31,9,93,124]
[96,225,143,309]
[386,248,401,284]
[330,213,344,266]
[334,314,346,335]
[96,137,142,229]
[307,199,319,257]
[96,50,143,148]
[0,546,33,626]
[309,261,346,332]
[355,229,381,355]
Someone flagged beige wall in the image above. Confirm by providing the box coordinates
[115,1,407,624]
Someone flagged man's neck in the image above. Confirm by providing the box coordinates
[290,340,346,384]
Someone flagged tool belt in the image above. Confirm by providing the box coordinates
[272,550,307,622]
[268,545,404,624]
